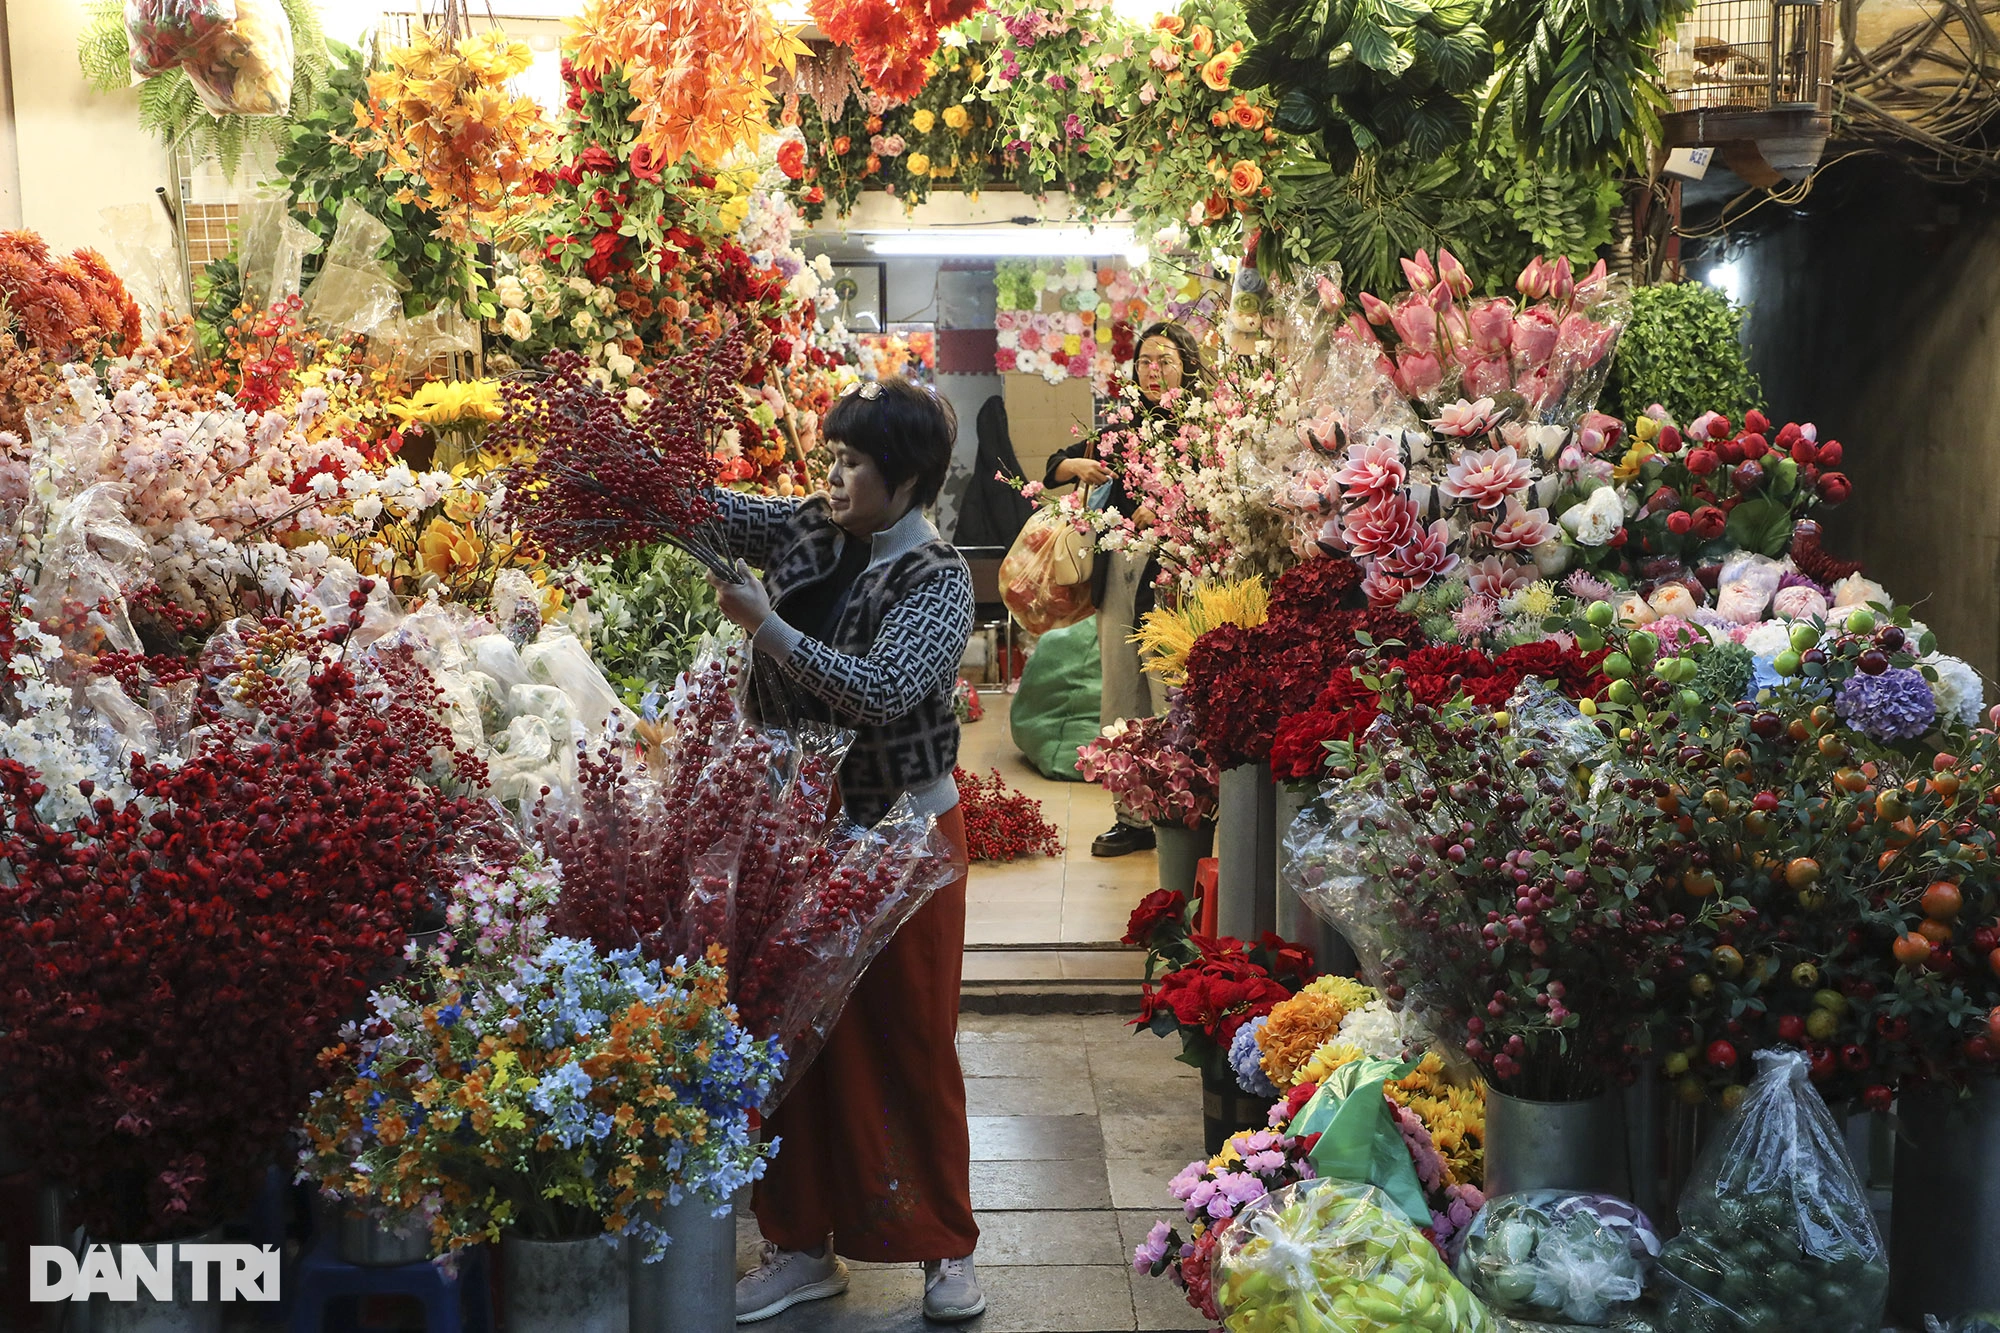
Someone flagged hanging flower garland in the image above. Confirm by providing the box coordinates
[812,0,989,103]
[357,29,559,245]
[566,0,810,168]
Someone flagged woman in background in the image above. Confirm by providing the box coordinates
[1042,321,1213,857]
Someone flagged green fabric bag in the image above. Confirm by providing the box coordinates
[1008,617,1102,781]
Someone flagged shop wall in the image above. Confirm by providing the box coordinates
[1729,160,2000,681]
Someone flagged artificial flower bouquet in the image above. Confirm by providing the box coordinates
[1076,694,1220,829]
[302,860,781,1257]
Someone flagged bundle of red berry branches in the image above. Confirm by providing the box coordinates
[532,638,957,1108]
[0,588,484,1238]
[954,766,1061,862]
[490,333,741,575]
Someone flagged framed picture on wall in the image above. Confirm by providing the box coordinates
[827,261,886,332]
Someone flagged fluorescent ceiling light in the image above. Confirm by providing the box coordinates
[861,225,1137,258]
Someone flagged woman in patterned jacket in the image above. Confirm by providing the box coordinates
[707,378,985,1325]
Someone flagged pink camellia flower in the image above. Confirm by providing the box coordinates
[1466,297,1514,353]
[1379,518,1459,581]
[1392,349,1445,399]
[1387,298,1437,353]
[1359,291,1394,326]
[1361,565,1419,607]
[1516,256,1552,299]
[1576,410,1624,455]
[1512,306,1561,367]
[1436,248,1473,299]
[1467,554,1537,600]
[1428,396,1498,438]
[1333,434,1407,499]
[1343,492,1422,557]
[1488,498,1558,550]
[1440,445,1533,509]
[1401,249,1437,292]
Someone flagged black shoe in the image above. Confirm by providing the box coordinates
[1091,823,1156,858]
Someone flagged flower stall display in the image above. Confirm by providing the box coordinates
[810,0,986,103]
[955,766,1063,862]
[1212,1180,1499,1333]
[994,258,1156,392]
[302,892,782,1256]
[1077,696,1220,829]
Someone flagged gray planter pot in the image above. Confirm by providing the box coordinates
[1153,820,1215,898]
[1215,763,1275,940]
[629,1196,735,1333]
[85,1229,225,1333]
[337,1208,432,1266]
[503,1234,629,1333]
[1891,1075,2000,1324]
[1484,1087,1631,1199]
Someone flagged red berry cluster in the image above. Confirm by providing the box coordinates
[0,592,483,1239]
[954,766,1061,862]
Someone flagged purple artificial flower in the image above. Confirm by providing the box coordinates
[1063,110,1086,139]
[1836,665,1936,741]
[1566,570,1615,602]
[1132,1220,1173,1273]
[1777,569,1828,597]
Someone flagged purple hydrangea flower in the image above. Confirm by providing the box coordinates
[1229,1017,1279,1098]
[1836,665,1936,741]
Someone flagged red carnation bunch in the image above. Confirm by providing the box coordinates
[0,600,481,1238]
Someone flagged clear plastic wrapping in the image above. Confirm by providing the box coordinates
[301,202,403,338]
[1454,1191,1658,1325]
[124,0,294,115]
[235,187,321,310]
[1215,1179,1499,1333]
[1000,507,1095,635]
[1656,1049,1888,1333]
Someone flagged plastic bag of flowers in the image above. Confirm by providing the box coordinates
[300,857,783,1260]
[1214,1178,1499,1333]
[1655,1049,1887,1333]
[1453,1191,1658,1325]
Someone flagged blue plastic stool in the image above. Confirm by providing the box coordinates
[289,1238,492,1333]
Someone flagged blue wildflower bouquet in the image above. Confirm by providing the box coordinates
[301,859,783,1259]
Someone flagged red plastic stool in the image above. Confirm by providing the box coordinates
[1194,857,1219,938]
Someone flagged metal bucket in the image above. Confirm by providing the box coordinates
[1891,1075,2000,1324]
[1216,763,1276,940]
[1484,1087,1632,1199]
[1273,781,1356,975]
[628,1196,736,1333]
[1154,820,1215,898]
[337,1209,432,1266]
[85,1229,226,1333]
[503,1235,629,1333]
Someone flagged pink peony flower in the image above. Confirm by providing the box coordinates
[1379,518,1459,580]
[1511,306,1561,367]
[1332,435,1406,499]
[1428,396,1498,439]
[995,349,1018,372]
[1576,410,1624,455]
[1440,445,1533,509]
[1361,565,1419,607]
[1392,349,1445,399]
[1458,354,1512,399]
[1467,554,1537,600]
[1487,497,1558,550]
[1067,353,1092,377]
[1556,312,1617,368]
[1466,297,1514,353]
[1387,299,1438,353]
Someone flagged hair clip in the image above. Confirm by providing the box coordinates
[842,380,883,400]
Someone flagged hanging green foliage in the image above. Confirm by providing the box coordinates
[76,0,331,179]
[1234,0,1492,172]
[274,43,490,320]
[1481,0,1694,173]
[1602,280,1765,424]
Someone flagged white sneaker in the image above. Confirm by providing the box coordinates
[735,1240,849,1324]
[922,1256,986,1322]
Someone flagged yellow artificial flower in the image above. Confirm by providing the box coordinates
[389,379,504,427]
[418,517,486,584]
[943,104,970,131]
[1295,1040,1366,1088]
[911,108,937,133]
[1134,576,1270,685]
[1511,581,1560,620]
[906,152,932,177]
[1257,988,1364,1091]
[1613,441,1657,484]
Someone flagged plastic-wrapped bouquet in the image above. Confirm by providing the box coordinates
[1076,693,1220,829]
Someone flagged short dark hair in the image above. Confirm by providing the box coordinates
[822,378,957,509]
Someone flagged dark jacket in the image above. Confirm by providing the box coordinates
[952,395,1035,551]
[712,491,974,827]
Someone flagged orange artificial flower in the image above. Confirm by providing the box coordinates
[833,134,852,154]
[1228,159,1263,196]
[1153,13,1185,33]
[1189,24,1215,56]
[1200,53,1235,91]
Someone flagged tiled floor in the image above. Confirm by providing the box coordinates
[735,1013,1211,1333]
[957,703,1160,981]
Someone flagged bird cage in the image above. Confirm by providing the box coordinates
[1659,0,1834,114]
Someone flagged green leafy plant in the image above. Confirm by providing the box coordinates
[577,543,724,707]
[273,42,489,320]
[1236,0,1492,171]
[1602,280,1764,424]
[1482,0,1695,173]
[77,0,330,178]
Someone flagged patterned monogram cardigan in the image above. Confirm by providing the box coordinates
[713,490,974,827]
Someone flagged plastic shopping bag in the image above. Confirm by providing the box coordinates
[1215,1179,1498,1333]
[1655,1048,1888,1333]
[1000,506,1095,635]
[1454,1191,1658,1325]
[124,0,294,115]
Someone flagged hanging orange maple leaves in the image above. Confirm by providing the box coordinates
[566,0,811,168]
[810,0,989,103]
